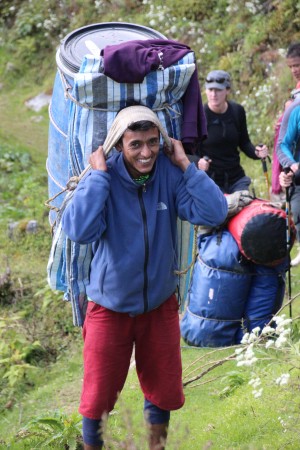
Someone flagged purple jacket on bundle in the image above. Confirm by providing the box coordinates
[100,39,207,149]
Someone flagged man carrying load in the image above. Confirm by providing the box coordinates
[61,105,228,449]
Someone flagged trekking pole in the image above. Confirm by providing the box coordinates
[283,167,292,317]
[258,144,271,200]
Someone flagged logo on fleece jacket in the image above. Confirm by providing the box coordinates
[157,202,167,211]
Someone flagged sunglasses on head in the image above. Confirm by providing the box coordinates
[205,77,229,84]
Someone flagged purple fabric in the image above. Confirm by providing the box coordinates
[181,66,207,146]
[100,39,207,147]
[272,114,283,194]
[101,39,192,83]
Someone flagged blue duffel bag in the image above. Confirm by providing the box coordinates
[180,230,252,347]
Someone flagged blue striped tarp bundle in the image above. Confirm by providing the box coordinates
[47,189,92,327]
[68,52,196,173]
[47,52,196,326]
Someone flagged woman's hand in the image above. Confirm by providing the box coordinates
[255,144,269,159]
[290,163,299,173]
[279,170,294,188]
[197,157,211,171]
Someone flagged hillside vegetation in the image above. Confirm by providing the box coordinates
[1,1,300,449]
[1,0,300,145]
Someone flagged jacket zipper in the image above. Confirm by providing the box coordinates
[138,185,149,313]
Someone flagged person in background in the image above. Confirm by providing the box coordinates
[286,42,300,84]
[278,102,300,266]
[61,105,228,450]
[274,83,300,198]
[271,42,300,202]
[197,69,269,194]
[275,42,300,266]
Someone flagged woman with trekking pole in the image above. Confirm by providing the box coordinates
[278,103,300,267]
[197,70,269,194]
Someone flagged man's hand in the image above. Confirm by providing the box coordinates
[164,137,191,171]
[89,146,107,172]
[226,190,254,217]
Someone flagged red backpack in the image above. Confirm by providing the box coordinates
[228,199,296,266]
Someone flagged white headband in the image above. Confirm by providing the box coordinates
[102,106,171,155]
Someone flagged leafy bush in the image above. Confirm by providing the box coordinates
[0,314,41,413]
[0,146,47,222]
[0,267,15,306]
[15,410,82,449]
[0,278,80,411]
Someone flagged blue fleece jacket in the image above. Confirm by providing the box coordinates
[61,151,227,315]
[279,105,300,167]
[276,97,300,168]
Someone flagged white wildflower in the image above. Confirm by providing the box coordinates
[278,48,286,57]
[235,347,244,355]
[261,325,274,335]
[275,320,292,334]
[275,335,288,348]
[276,373,290,386]
[236,361,245,367]
[278,416,287,431]
[265,339,274,349]
[253,387,263,398]
[240,357,257,367]
[279,318,292,327]
[273,314,286,325]
[244,343,255,359]
[248,331,260,343]
[249,377,261,388]
[241,332,250,344]
[276,328,291,339]
[252,326,261,335]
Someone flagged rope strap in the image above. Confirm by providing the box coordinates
[45,164,92,211]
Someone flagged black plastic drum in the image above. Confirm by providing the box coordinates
[56,22,166,75]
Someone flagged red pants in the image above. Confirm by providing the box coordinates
[79,294,185,419]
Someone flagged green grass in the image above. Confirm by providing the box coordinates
[1,341,300,449]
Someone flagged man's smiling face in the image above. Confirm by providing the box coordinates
[118,127,160,178]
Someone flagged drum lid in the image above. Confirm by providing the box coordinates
[58,22,166,74]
